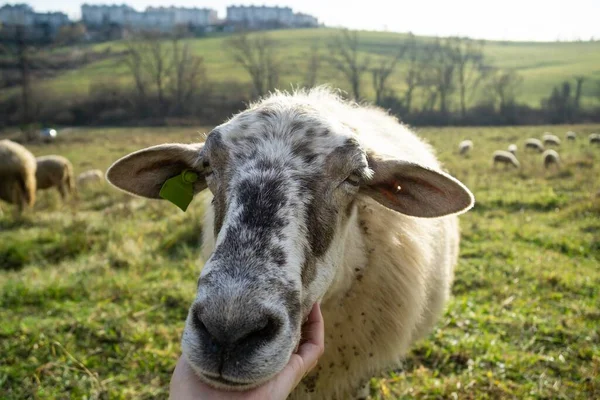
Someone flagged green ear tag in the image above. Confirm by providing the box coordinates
[159,169,198,212]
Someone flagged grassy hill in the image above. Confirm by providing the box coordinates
[3,29,600,109]
[1,124,599,398]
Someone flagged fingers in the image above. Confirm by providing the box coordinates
[268,303,325,396]
[296,303,325,370]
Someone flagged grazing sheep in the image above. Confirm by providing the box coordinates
[525,138,545,153]
[76,169,104,187]
[493,150,520,169]
[542,149,560,169]
[35,155,75,200]
[458,139,473,156]
[566,131,576,141]
[508,144,517,154]
[542,133,561,146]
[0,139,37,212]
[107,88,475,399]
[590,134,600,144]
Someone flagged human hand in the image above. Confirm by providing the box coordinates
[169,302,325,400]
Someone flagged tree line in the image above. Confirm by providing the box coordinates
[1,29,600,131]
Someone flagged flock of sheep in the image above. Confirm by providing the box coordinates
[459,131,600,170]
[0,139,104,214]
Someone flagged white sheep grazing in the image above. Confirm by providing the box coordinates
[0,139,37,212]
[508,144,517,154]
[542,149,560,169]
[458,139,473,156]
[35,155,75,200]
[542,133,561,146]
[493,150,520,169]
[590,134,600,144]
[525,138,545,153]
[76,169,104,187]
[106,87,475,399]
[566,131,576,141]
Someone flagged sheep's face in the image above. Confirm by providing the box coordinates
[106,100,474,391]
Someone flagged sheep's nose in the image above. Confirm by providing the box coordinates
[190,302,283,354]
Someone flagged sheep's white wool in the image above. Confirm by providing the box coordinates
[35,155,75,200]
[493,150,520,169]
[106,87,475,400]
[77,169,104,186]
[197,88,471,398]
[459,140,473,155]
[0,139,37,211]
[542,149,560,169]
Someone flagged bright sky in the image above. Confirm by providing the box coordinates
[25,0,600,42]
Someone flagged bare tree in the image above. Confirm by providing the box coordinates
[399,33,420,113]
[416,39,456,115]
[123,33,179,112]
[486,69,523,112]
[16,26,32,126]
[573,76,585,112]
[371,46,406,105]
[142,33,172,108]
[303,44,321,88]
[450,37,486,118]
[170,38,206,115]
[326,29,370,100]
[226,32,280,97]
[123,39,148,103]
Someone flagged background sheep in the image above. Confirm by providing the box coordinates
[493,150,520,169]
[508,144,517,154]
[458,139,473,156]
[0,139,37,212]
[35,155,75,200]
[106,88,475,399]
[566,131,576,141]
[542,133,561,146]
[590,134,600,144]
[525,138,544,153]
[542,149,560,169]
[76,169,104,188]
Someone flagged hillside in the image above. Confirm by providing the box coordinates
[4,28,600,108]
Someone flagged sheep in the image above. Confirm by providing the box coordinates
[542,149,560,169]
[566,131,576,141]
[525,138,545,153]
[0,139,37,212]
[106,87,475,400]
[542,133,561,146]
[590,133,600,144]
[508,144,517,155]
[493,150,520,169]
[76,169,104,187]
[458,139,473,156]
[35,155,75,200]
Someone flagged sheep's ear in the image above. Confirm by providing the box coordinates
[361,154,474,218]
[106,143,206,198]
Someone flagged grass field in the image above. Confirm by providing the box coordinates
[3,28,600,108]
[1,124,599,399]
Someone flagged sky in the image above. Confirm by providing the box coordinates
[23,0,600,42]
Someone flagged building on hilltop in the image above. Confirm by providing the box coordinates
[0,4,70,41]
[81,4,218,32]
[226,5,318,29]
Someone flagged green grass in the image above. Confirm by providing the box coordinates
[3,28,600,108]
[1,124,599,398]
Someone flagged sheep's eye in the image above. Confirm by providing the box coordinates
[344,173,361,187]
[203,161,213,177]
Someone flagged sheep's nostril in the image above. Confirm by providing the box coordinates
[236,315,282,350]
[191,306,222,353]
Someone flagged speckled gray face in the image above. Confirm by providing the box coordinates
[181,109,370,390]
